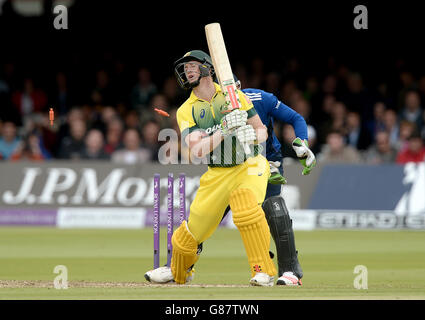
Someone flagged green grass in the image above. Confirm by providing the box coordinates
[0,227,425,299]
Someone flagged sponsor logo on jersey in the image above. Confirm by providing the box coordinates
[205,124,221,134]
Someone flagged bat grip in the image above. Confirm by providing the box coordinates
[242,141,251,155]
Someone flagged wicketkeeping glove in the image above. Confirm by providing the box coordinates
[220,109,248,137]
[292,137,316,175]
[268,161,287,185]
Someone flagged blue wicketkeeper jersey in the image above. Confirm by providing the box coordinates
[243,88,308,161]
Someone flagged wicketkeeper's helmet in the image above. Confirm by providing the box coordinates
[174,50,215,89]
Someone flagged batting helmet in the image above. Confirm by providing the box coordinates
[174,50,215,89]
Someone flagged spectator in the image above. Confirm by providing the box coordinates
[318,101,347,145]
[21,112,57,155]
[90,69,115,106]
[124,109,143,131]
[303,76,320,107]
[265,71,281,97]
[322,74,338,96]
[345,111,372,150]
[396,133,425,164]
[376,82,394,109]
[57,119,87,159]
[317,130,362,164]
[396,120,417,152]
[396,70,416,110]
[280,124,298,161]
[367,101,387,138]
[81,129,110,160]
[383,109,400,149]
[49,71,72,117]
[320,72,341,104]
[249,57,265,88]
[111,59,131,105]
[280,80,298,106]
[341,72,375,120]
[89,105,119,134]
[0,88,19,125]
[0,71,10,96]
[311,93,335,131]
[86,105,115,135]
[150,93,169,109]
[162,75,185,108]
[149,93,170,126]
[292,98,312,124]
[168,107,178,127]
[284,57,302,84]
[399,90,423,132]
[0,121,21,159]
[11,78,47,126]
[10,132,50,161]
[80,104,97,127]
[130,67,157,112]
[56,107,86,144]
[104,117,124,155]
[141,119,161,161]
[418,75,425,107]
[363,131,397,164]
[330,101,347,132]
[100,105,118,125]
[111,128,152,164]
[3,54,425,165]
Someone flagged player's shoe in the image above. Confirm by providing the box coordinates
[276,271,302,286]
[144,266,195,284]
[249,273,275,287]
[144,266,174,283]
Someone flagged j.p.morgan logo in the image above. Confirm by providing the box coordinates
[1,167,198,206]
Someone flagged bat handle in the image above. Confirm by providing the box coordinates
[242,141,251,155]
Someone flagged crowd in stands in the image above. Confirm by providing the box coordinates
[1,56,425,165]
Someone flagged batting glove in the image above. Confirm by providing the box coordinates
[235,124,256,144]
[292,137,316,176]
[220,109,248,137]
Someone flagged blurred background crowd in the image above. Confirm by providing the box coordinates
[1,1,424,166]
[1,55,425,165]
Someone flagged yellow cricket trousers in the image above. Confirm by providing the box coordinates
[187,154,270,243]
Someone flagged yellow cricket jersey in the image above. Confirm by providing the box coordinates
[177,83,261,167]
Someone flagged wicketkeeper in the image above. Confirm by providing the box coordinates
[145,50,277,286]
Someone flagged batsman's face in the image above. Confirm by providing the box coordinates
[184,61,201,83]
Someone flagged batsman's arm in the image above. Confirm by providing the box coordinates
[177,105,221,159]
[246,114,268,144]
[239,91,267,144]
[185,130,224,159]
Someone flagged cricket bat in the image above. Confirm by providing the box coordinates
[205,22,252,155]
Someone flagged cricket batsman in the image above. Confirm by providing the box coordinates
[145,50,277,286]
[222,75,316,286]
